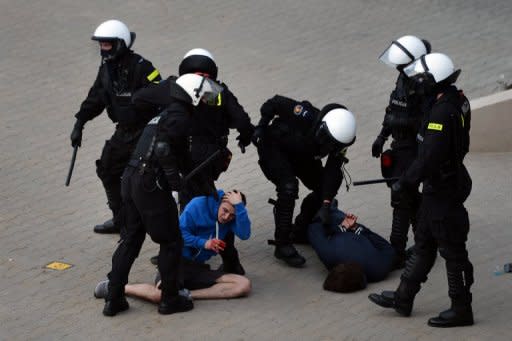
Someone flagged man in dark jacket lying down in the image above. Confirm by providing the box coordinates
[308,203,396,284]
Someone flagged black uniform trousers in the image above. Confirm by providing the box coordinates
[258,142,323,241]
[388,145,421,256]
[96,126,143,225]
[108,166,183,296]
[400,193,473,306]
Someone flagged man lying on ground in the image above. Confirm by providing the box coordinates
[308,201,396,292]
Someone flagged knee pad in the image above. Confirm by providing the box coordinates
[277,179,299,200]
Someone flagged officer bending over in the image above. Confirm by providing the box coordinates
[369,53,473,328]
[102,74,222,316]
[372,35,432,268]
[70,20,161,234]
[253,96,356,267]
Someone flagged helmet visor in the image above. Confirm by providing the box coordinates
[199,78,224,102]
[378,41,415,67]
[403,56,427,78]
[315,122,344,156]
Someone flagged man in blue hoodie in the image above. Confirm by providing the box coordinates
[94,189,251,301]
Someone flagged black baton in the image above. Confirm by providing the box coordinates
[183,149,222,183]
[65,146,79,187]
[352,177,399,186]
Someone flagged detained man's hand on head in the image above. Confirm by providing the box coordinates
[224,190,243,206]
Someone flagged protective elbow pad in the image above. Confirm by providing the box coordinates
[154,141,170,157]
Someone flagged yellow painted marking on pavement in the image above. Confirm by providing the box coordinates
[45,261,73,271]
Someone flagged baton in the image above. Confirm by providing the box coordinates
[352,177,399,186]
[65,145,79,186]
[183,149,222,183]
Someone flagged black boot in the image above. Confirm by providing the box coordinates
[95,181,121,234]
[429,265,474,327]
[94,218,120,234]
[274,244,306,268]
[272,193,306,267]
[158,289,193,315]
[102,284,129,317]
[428,305,473,327]
[218,231,245,275]
[368,280,417,317]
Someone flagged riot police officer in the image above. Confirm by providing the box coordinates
[369,53,474,328]
[253,96,356,267]
[103,74,223,316]
[133,48,254,274]
[372,35,432,268]
[70,20,161,234]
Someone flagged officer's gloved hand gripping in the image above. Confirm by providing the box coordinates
[70,119,85,147]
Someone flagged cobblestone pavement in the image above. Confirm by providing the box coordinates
[1,0,511,340]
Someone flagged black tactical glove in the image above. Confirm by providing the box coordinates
[70,119,85,147]
[391,178,403,193]
[371,135,386,158]
[236,134,251,153]
[251,126,265,147]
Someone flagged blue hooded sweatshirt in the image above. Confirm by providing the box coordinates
[180,190,251,263]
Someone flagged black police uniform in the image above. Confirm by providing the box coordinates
[372,73,426,266]
[133,77,253,205]
[370,85,473,327]
[105,99,194,316]
[74,51,161,233]
[133,77,254,274]
[255,95,349,267]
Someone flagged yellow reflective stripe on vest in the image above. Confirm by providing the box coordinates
[216,93,222,106]
[147,69,160,82]
[461,114,465,128]
[427,122,443,131]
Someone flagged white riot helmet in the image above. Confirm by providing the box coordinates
[315,104,356,156]
[91,20,135,60]
[403,53,461,95]
[379,35,431,68]
[179,48,218,80]
[173,74,223,106]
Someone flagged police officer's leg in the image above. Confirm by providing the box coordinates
[140,180,193,314]
[94,131,135,233]
[390,186,417,269]
[272,178,306,267]
[258,144,305,267]
[293,159,324,244]
[428,205,473,327]
[389,149,418,267]
[104,169,145,316]
[369,204,437,316]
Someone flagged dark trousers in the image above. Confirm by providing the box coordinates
[258,143,323,240]
[96,127,143,224]
[108,167,183,296]
[399,196,473,306]
[388,146,421,256]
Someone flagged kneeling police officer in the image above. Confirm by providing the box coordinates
[102,74,223,316]
[253,96,356,267]
[369,53,473,328]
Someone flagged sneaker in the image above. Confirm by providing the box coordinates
[94,279,109,299]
